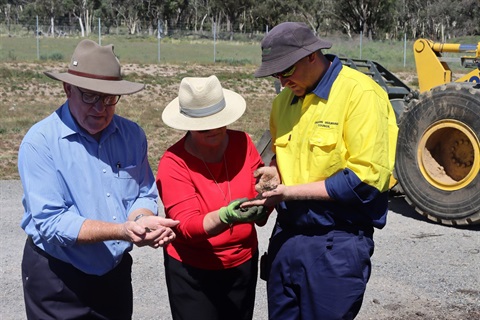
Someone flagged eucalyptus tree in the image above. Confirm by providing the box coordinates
[457,0,480,36]
[161,0,190,33]
[332,0,395,39]
[1,0,11,27]
[68,0,103,36]
[209,0,254,39]
[293,0,335,36]
[139,0,164,36]
[190,0,209,32]
[251,0,295,31]
[114,0,143,34]
[29,0,72,36]
[94,0,116,34]
[392,0,423,39]
[422,0,480,39]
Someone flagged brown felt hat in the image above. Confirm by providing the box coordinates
[255,22,332,78]
[44,39,144,95]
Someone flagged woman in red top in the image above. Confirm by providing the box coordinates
[156,75,268,320]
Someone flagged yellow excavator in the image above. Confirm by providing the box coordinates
[256,38,480,226]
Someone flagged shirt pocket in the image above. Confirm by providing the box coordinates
[308,129,343,179]
[114,165,141,204]
[274,134,290,149]
[116,164,139,180]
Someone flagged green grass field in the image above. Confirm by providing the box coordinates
[1,36,263,65]
[1,35,425,71]
[2,33,477,68]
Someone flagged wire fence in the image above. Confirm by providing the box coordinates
[1,18,266,42]
[2,19,470,72]
[1,17,273,65]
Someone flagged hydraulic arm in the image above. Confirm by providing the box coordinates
[413,39,480,92]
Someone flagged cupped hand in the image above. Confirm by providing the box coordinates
[254,166,281,194]
[241,184,287,208]
[124,216,179,248]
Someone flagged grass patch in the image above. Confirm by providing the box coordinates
[0,63,273,179]
[40,52,64,61]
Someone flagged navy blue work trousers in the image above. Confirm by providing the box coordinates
[265,228,375,320]
[22,237,133,320]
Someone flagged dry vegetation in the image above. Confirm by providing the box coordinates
[0,62,278,179]
[0,62,419,180]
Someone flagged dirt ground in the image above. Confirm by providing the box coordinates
[1,181,479,320]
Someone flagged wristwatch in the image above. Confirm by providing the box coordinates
[134,214,145,222]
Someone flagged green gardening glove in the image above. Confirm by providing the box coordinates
[219,198,268,224]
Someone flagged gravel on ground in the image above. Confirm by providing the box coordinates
[1,180,479,319]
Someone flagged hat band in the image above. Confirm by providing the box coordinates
[180,98,226,118]
[68,69,121,81]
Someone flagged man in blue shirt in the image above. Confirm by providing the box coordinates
[245,22,398,319]
[18,39,179,319]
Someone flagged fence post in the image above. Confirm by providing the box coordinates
[157,20,162,63]
[98,18,101,45]
[359,31,363,59]
[213,21,217,63]
[36,16,40,60]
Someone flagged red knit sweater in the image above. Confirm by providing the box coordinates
[156,130,263,270]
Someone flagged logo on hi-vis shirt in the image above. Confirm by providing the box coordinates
[315,120,338,128]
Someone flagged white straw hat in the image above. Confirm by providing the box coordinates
[162,75,246,131]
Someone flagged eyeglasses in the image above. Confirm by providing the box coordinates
[272,64,297,79]
[76,87,121,106]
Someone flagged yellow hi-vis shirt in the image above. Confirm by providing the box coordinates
[270,58,398,194]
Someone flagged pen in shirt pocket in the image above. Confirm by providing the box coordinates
[116,161,121,177]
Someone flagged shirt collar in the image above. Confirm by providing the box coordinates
[290,54,342,104]
[58,101,78,138]
[311,54,342,100]
[58,100,118,141]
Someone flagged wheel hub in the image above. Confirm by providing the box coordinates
[418,119,479,191]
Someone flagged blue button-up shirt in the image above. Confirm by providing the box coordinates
[18,101,158,275]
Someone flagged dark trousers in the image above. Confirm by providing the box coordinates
[164,250,259,320]
[266,229,375,320]
[22,237,133,320]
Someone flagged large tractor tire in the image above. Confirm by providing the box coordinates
[395,83,480,226]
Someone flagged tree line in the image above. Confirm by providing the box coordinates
[2,0,479,41]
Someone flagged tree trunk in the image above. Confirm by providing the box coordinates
[200,14,208,32]
[130,21,136,34]
[85,8,90,36]
[78,17,85,37]
[50,16,55,37]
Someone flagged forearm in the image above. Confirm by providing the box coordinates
[77,219,127,243]
[77,208,156,244]
[78,208,178,247]
[203,210,229,235]
[282,180,332,201]
[251,166,332,207]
